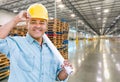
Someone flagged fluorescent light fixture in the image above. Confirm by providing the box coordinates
[111,24,113,26]
[56,0,61,2]
[58,4,64,8]
[115,16,119,20]
[104,9,109,13]
[103,17,107,20]
[103,20,106,23]
[118,15,120,19]
[95,7,101,10]
[71,14,75,17]
[78,20,81,23]
[98,18,101,20]
[97,12,101,15]
[81,22,84,25]
[49,17,54,20]
[13,9,18,13]
[113,21,116,23]
[102,24,105,27]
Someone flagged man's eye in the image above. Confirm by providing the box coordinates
[30,21,36,24]
[39,22,45,24]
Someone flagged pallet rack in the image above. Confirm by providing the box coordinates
[0,53,10,80]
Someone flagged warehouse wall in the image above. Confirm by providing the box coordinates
[0,10,15,25]
[68,30,76,40]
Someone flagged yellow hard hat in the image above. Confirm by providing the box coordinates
[27,3,48,20]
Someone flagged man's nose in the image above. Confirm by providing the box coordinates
[35,23,42,28]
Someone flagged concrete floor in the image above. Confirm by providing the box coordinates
[68,39,120,82]
[1,39,120,82]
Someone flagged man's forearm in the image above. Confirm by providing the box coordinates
[0,16,19,39]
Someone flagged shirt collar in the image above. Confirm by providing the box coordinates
[26,33,47,44]
[42,36,47,44]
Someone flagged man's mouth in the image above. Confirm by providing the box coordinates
[33,29,42,33]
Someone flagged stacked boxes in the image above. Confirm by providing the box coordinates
[46,19,62,48]
[0,53,10,80]
[46,19,69,59]
[62,22,69,59]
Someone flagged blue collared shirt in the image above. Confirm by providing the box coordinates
[0,34,65,82]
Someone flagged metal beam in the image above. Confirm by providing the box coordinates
[109,29,120,35]
[104,17,120,35]
[0,0,20,7]
[6,0,45,9]
[62,0,100,35]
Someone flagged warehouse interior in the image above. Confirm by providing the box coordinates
[0,0,120,82]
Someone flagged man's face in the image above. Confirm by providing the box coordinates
[27,18,47,39]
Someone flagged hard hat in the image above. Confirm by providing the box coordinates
[27,3,48,20]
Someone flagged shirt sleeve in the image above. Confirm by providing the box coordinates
[0,37,14,58]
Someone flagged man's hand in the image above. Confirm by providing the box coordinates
[57,60,73,81]
[0,11,30,39]
[14,11,30,23]
[62,60,73,69]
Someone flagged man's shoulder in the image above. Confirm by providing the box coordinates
[7,36,26,42]
[9,36,25,39]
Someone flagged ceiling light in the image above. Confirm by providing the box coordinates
[103,20,106,23]
[78,20,81,23]
[104,9,109,13]
[118,15,120,18]
[56,0,61,2]
[58,4,64,8]
[115,17,119,20]
[116,15,120,19]
[103,17,107,20]
[97,12,101,15]
[71,14,75,17]
[81,22,84,25]
[13,9,18,13]
[102,24,105,27]
[113,21,116,23]
[49,17,54,20]
[95,7,101,10]
[98,18,101,20]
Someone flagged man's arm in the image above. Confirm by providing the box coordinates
[0,11,28,39]
[57,68,68,81]
[57,60,73,81]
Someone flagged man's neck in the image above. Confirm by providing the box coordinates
[35,37,43,46]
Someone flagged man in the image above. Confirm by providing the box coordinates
[0,4,72,82]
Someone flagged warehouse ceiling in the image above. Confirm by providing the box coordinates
[0,0,120,35]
